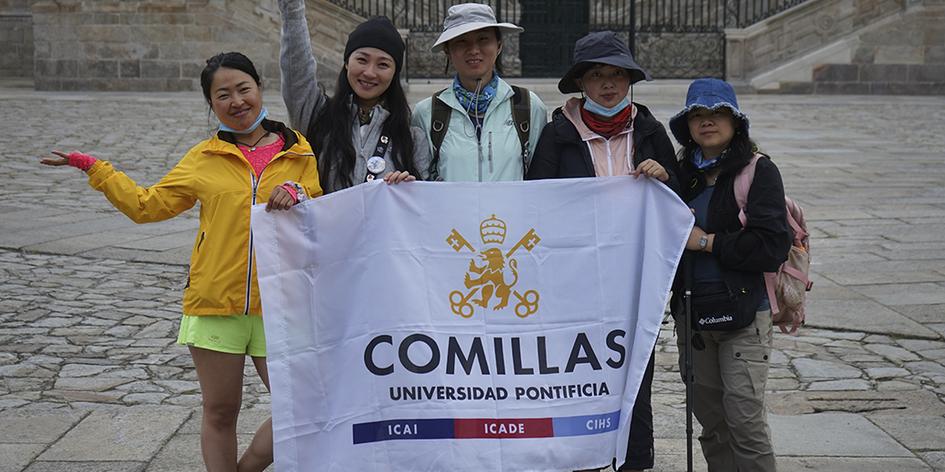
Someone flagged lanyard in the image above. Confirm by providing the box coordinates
[364,134,390,182]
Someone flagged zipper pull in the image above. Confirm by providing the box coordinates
[488,132,493,173]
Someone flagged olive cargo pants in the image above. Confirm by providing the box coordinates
[677,310,776,472]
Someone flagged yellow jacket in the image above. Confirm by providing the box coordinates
[85,121,322,316]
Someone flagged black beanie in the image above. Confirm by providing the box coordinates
[343,16,405,72]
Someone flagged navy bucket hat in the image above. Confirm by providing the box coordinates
[558,31,651,94]
[669,78,750,146]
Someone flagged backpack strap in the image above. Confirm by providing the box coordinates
[428,88,451,181]
[510,85,531,177]
[734,153,780,313]
[785,197,809,251]
[733,153,762,227]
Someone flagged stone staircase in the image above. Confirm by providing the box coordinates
[726,0,944,95]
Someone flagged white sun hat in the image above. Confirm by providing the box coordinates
[431,3,524,52]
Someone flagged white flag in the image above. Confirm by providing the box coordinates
[252,177,693,472]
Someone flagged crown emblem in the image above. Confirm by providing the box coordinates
[446,214,541,319]
[480,214,506,245]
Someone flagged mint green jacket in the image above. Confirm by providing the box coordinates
[412,78,547,182]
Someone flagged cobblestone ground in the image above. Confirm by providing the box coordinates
[1,84,945,471]
[0,250,271,410]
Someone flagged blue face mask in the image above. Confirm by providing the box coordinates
[219,107,268,135]
[583,96,631,118]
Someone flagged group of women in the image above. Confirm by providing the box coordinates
[40,1,791,471]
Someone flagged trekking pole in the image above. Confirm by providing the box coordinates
[683,252,694,472]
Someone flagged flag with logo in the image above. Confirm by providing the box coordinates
[251,178,693,471]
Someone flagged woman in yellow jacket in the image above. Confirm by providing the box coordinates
[41,52,321,472]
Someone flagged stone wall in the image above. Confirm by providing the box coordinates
[29,0,362,92]
[32,0,278,91]
[0,0,33,78]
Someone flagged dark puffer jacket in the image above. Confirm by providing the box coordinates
[526,102,681,195]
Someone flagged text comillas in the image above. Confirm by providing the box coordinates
[364,330,627,402]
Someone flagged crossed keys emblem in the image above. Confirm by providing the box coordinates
[446,215,541,319]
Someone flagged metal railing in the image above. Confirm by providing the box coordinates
[733,0,808,27]
[329,0,809,32]
[329,0,512,32]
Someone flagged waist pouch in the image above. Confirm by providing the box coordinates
[692,282,756,331]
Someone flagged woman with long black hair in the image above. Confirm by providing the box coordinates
[279,0,430,192]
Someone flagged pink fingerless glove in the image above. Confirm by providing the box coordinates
[281,181,311,205]
[280,183,299,203]
[67,152,97,172]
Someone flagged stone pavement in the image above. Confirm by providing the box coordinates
[1,79,944,471]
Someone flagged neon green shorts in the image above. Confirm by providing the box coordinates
[177,314,267,357]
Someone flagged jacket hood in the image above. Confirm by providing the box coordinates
[551,100,662,144]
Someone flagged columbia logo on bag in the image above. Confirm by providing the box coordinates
[699,314,734,326]
[734,153,813,335]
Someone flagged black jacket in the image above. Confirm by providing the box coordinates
[672,152,793,316]
[526,103,681,195]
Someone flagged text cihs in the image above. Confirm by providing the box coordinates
[364,330,627,376]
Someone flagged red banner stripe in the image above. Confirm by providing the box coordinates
[453,418,554,439]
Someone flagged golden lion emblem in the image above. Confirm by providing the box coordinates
[447,215,540,318]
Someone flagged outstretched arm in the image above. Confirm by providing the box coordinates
[41,150,196,224]
[279,0,328,135]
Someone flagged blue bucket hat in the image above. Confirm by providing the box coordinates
[668,78,749,146]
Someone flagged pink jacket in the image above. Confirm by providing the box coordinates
[560,97,638,177]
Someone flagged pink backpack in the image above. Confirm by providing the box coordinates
[734,154,812,335]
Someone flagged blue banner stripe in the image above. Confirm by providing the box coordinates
[353,418,456,444]
[551,410,621,437]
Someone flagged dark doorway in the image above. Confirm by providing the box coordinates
[518,0,589,77]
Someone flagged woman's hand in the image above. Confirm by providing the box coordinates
[631,159,669,182]
[266,185,297,212]
[41,150,97,171]
[40,150,70,166]
[686,225,715,252]
[383,171,416,185]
